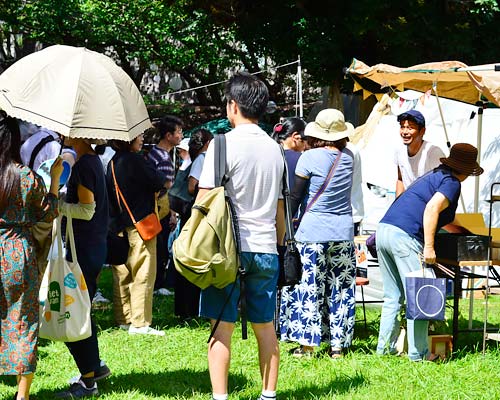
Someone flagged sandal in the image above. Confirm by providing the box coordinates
[330,348,344,359]
[291,346,314,358]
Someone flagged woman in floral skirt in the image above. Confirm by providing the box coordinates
[279,109,357,359]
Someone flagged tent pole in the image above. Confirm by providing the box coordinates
[433,83,467,212]
[298,56,303,118]
[475,107,484,213]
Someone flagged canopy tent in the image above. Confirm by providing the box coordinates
[346,58,500,213]
[346,58,500,107]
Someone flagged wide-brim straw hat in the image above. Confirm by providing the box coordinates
[440,143,484,176]
[304,109,354,142]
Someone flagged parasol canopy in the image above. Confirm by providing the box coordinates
[0,45,151,141]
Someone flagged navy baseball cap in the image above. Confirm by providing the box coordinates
[397,109,425,128]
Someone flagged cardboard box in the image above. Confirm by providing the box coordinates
[428,334,453,359]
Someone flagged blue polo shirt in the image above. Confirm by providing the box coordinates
[381,166,461,243]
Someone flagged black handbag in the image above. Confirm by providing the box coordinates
[106,231,129,265]
[277,147,302,287]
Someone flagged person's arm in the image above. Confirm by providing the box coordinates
[276,199,285,246]
[422,192,450,264]
[396,166,405,197]
[289,175,309,216]
[196,188,210,202]
[188,176,198,196]
[59,184,96,220]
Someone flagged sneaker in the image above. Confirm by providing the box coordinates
[56,380,98,398]
[128,325,165,336]
[92,289,110,304]
[119,324,130,331]
[68,361,111,384]
[154,288,174,296]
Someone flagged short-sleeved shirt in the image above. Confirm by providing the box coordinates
[65,154,109,245]
[284,149,301,191]
[295,147,354,243]
[107,151,167,231]
[381,166,461,243]
[189,152,206,181]
[395,140,445,189]
[198,124,284,254]
[147,145,174,183]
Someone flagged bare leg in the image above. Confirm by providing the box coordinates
[207,320,235,395]
[252,322,279,392]
[16,373,34,400]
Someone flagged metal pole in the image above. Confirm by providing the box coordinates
[474,107,483,213]
[297,56,303,118]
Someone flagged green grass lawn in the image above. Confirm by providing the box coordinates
[2,268,500,399]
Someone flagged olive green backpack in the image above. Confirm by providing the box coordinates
[172,134,239,289]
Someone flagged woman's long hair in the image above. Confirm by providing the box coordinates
[0,112,21,214]
[188,129,213,161]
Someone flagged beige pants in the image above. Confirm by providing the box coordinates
[112,226,157,327]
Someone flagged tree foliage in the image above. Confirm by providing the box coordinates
[1,0,500,105]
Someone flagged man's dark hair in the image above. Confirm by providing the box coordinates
[155,115,184,140]
[224,72,269,120]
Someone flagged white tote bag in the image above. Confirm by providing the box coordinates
[39,215,92,342]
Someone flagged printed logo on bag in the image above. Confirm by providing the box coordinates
[48,281,61,312]
[44,311,52,322]
[57,311,71,324]
[80,274,87,291]
[65,294,75,307]
[64,272,77,289]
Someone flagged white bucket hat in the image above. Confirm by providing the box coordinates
[304,109,354,141]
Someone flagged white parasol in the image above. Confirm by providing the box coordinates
[0,45,151,141]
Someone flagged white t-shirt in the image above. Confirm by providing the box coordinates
[395,140,445,189]
[189,152,206,180]
[199,124,284,254]
[347,142,364,224]
[20,129,61,171]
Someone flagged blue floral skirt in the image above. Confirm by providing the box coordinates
[279,240,356,348]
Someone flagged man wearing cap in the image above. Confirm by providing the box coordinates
[376,143,483,361]
[395,109,445,196]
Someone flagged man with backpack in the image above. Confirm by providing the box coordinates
[196,72,285,400]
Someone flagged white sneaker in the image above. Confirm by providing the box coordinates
[128,326,165,336]
[92,289,110,304]
[154,288,174,296]
[119,324,130,331]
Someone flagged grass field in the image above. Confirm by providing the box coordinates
[2,267,500,399]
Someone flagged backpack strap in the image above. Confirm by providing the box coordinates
[207,134,247,342]
[29,134,56,169]
[214,134,227,187]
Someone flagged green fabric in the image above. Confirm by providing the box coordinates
[172,186,237,289]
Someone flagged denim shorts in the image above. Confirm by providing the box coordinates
[200,252,279,323]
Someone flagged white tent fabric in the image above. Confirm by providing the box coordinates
[358,91,500,230]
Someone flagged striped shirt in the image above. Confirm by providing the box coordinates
[147,145,174,183]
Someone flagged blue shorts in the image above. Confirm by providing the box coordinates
[200,252,279,323]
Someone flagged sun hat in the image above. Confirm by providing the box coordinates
[304,109,354,142]
[397,109,425,128]
[177,137,190,151]
[440,143,484,176]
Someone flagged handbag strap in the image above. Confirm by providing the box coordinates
[279,146,295,244]
[304,149,342,214]
[111,160,138,224]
